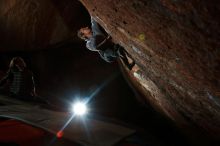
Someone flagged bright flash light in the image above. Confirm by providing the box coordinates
[72,102,87,116]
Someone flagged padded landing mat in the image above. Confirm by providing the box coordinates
[0,95,135,146]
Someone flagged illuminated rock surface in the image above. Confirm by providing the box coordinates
[79,0,220,142]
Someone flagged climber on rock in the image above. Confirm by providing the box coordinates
[77,16,137,71]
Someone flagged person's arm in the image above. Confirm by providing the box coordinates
[97,35,111,48]
[0,70,12,86]
[31,73,37,97]
[91,17,103,36]
[87,17,110,51]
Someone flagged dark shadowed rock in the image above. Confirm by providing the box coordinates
[0,0,89,52]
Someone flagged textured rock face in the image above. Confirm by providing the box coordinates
[0,0,89,52]
[80,0,220,139]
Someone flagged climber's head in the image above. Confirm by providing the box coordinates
[77,27,92,40]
